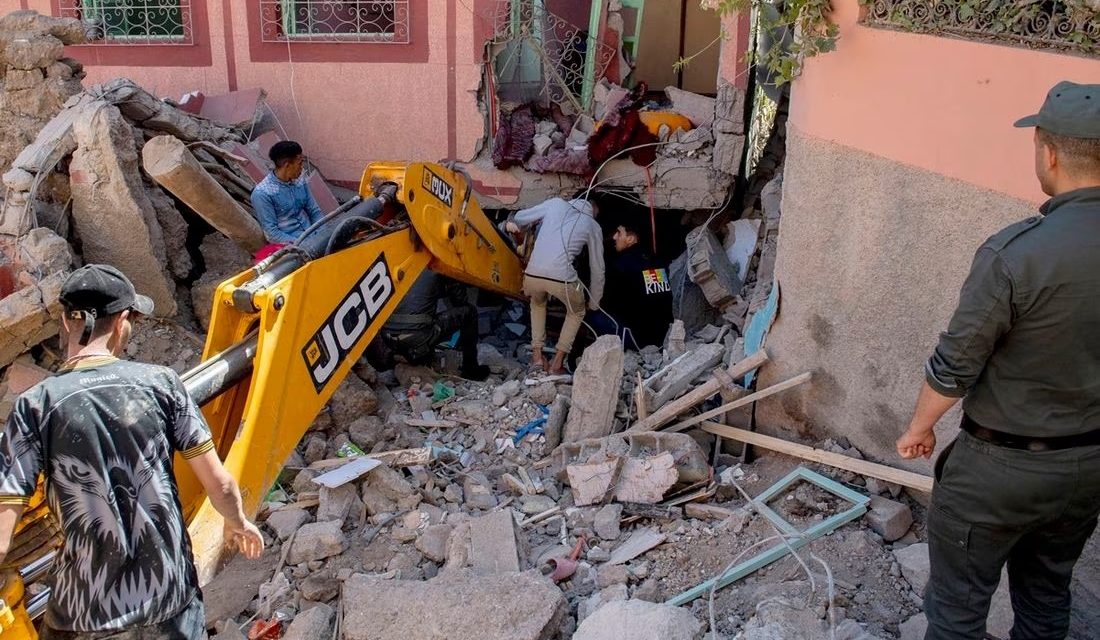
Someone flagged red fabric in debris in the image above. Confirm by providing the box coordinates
[492,105,537,169]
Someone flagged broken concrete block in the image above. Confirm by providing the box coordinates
[462,473,499,510]
[0,271,64,368]
[595,565,629,589]
[283,602,333,640]
[552,431,710,485]
[342,570,567,640]
[615,453,678,504]
[265,507,310,541]
[415,523,453,563]
[142,135,265,252]
[898,613,926,640]
[518,494,556,515]
[573,599,704,640]
[360,485,397,516]
[644,341,724,411]
[563,336,624,443]
[544,394,568,449]
[286,520,347,565]
[364,464,415,501]
[17,227,71,275]
[686,225,741,312]
[665,86,716,128]
[567,458,621,506]
[594,504,622,540]
[317,484,362,525]
[866,495,913,542]
[468,509,520,575]
[893,542,930,594]
[4,34,64,70]
[300,573,339,602]
[69,101,177,315]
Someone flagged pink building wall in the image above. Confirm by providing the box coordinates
[790,0,1100,204]
[5,0,496,185]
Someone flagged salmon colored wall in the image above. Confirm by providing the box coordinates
[8,0,490,185]
[790,0,1100,204]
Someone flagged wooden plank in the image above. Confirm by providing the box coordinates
[700,422,935,493]
[664,372,812,433]
[627,350,769,433]
[404,417,459,429]
[308,447,433,471]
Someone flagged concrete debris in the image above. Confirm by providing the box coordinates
[866,495,913,542]
[286,520,347,565]
[898,613,927,640]
[593,504,622,540]
[607,528,666,566]
[665,86,716,128]
[563,336,624,443]
[415,523,453,563]
[282,602,333,640]
[468,509,520,575]
[614,452,678,504]
[644,341,724,411]
[69,101,177,315]
[142,135,265,253]
[341,570,567,640]
[893,542,930,595]
[265,508,310,541]
[574,599,704,640]
[686,224,742,313]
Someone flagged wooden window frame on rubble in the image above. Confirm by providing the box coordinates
[245,0,429,63]
[50,0,213,67]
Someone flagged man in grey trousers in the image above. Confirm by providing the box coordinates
[897,81,1100,639]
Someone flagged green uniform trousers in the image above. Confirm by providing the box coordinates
[925,429,1100,639]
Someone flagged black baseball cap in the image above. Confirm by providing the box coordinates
[59,264,154,317]
[1014,81,1100,139]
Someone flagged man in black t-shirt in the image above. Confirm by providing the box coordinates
[0,265,263,639]
[587,220,673,349]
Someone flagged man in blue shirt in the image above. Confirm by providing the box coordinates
[251,140,325,245]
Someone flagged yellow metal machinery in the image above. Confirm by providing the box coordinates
[0,162,526,637]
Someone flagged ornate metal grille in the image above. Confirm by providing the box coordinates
[258,0,410,43]
[490,0,617,114]
[861,0,1100,55]
[57,0,192,45]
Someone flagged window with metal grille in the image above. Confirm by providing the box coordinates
[57,1,192,45]
[258,1,410,43]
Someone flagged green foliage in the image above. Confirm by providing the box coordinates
[700,0,842,86]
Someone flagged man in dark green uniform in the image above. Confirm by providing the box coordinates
[897,81,1100,639]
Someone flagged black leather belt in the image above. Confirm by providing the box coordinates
[961,414,1100,451]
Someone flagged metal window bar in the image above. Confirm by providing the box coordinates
[491,0,616,115]
[58,0,192,45]
[862,0,1100,55]
[259,0,410,43]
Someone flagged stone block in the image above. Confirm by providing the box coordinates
[468,509,520,575]
[0,271,64,368]
[573,599,703,640]
[594,504,622,540]
[317,484,362,524]
[283,602,333,640]
[462,473,498,510]
[893,542,930,594]
[563,336,624,443]
[665,86,717,128]
[867,495,913,542]
[265,507,310,541]
[341,570,567,640]
[5,34,64,70]
[364,464,414,501]
[898,613,926,640]
[415,523,453,563]
[69,101,177,315]
[286,520,347,565]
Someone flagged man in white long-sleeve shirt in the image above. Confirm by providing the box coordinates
[506,197,605,374]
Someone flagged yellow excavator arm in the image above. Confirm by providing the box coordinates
[1,162,526,637]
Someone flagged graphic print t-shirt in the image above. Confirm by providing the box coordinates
[0,356,214,632]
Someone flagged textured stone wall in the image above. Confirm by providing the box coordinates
[755,125,1036,469]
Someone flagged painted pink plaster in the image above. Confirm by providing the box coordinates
[14,0,488,184]
[789,0,1100,204]
[719,11,751,90]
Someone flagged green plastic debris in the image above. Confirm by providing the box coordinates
[337,442,366,458]
[432,381,455,402]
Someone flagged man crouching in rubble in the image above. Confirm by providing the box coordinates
[0,265,264,639]
[380,269,490,381]
[897,81,1100,639]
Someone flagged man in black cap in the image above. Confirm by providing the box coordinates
[0,264,264,639]
[897,81,1100,639]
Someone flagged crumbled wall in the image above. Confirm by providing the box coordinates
[0,10,85,175]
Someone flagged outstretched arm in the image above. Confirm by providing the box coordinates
[186,450,264,559]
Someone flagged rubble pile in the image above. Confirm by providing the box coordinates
[191,309,955,639]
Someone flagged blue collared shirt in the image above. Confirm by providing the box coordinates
[250,173,325,244]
